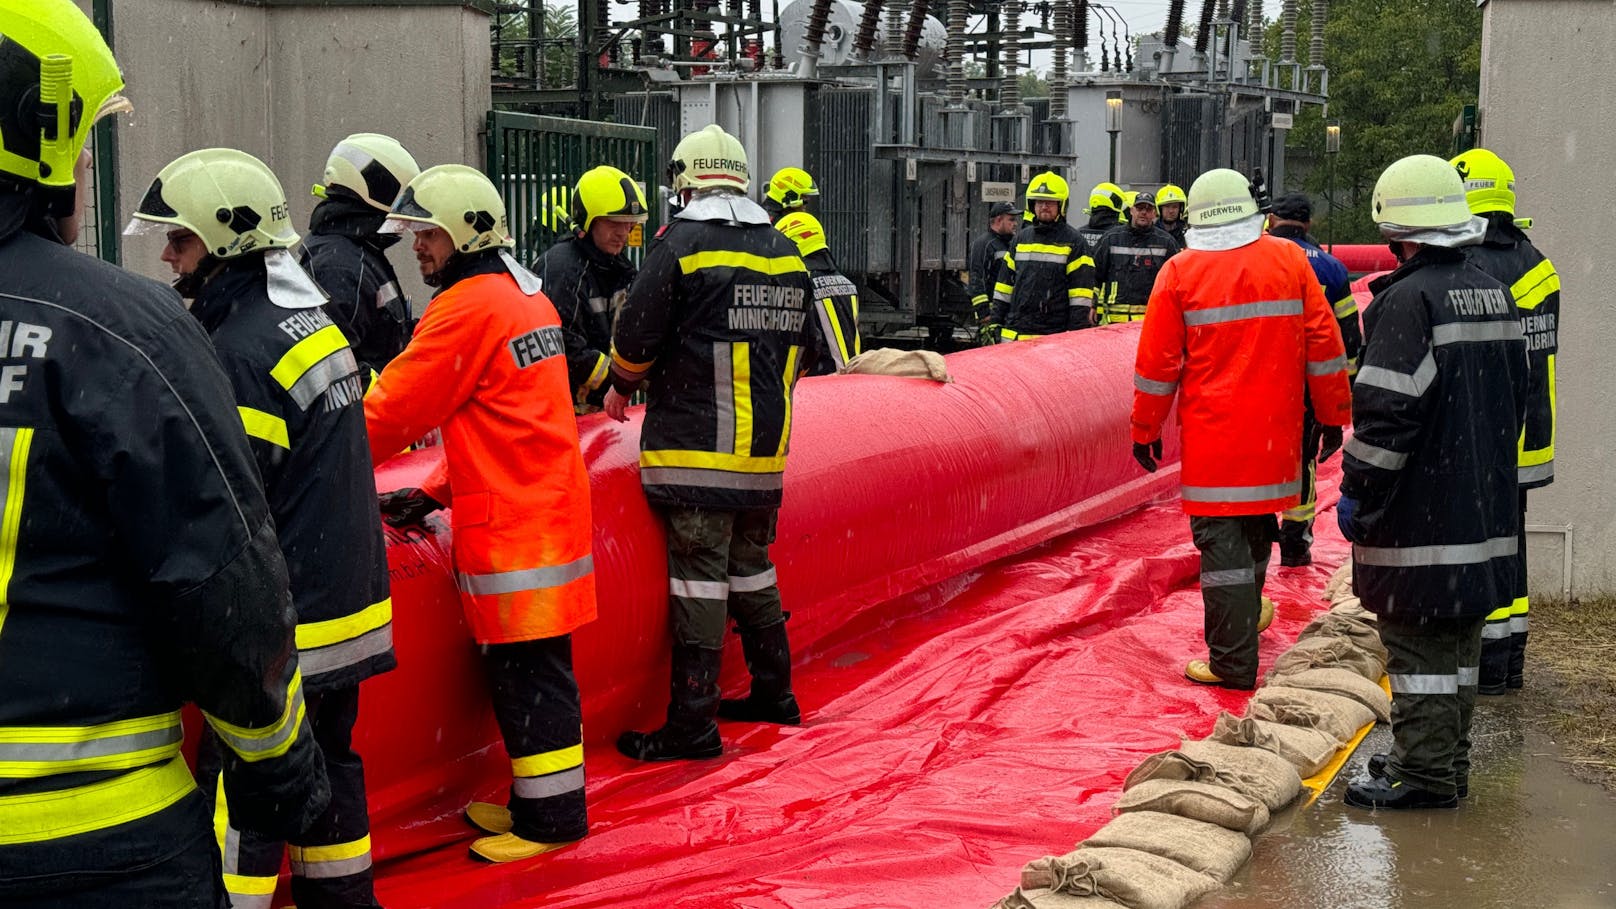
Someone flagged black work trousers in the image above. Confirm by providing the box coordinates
[1279,412,1323,557]
[1380,614,1486,795]
[661,506,786,649]
[482,635,588,843]
[1190,514,1278,689]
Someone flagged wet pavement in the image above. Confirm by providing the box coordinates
[1201,692,1616,909]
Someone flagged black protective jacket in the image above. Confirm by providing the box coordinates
[1091,223,1179,322]
[192,257,395,692]
[535,233,637,406]
[966,228,1013,321]
[0,208,327,893]
[1079,208,1120,249]
[610,192,816,510]
[991,219,1096,336]
[1161,218,1188,251]
[1343,247,1528,619]
[803,248,861,375]
[299,196,412,380]
[1464,213,1559,488]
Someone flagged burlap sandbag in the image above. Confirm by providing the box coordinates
[838,348,953,382]
[1112,778,1270,835]
[1207,711,1340,777]
[1248,685,1376,742]
[1081,810,1253,882]
[1266,667,1391,722]
[1269,634,1385,683]
[1297,611,1388,664]
[992,887,1123,908]
[1018,847,1219,909]
[1124,743,1301,812]
[1323,561,1354,604]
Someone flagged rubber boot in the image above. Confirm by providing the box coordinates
[718,621,802,725]
[464,801,513,835]
[616,644,724,761]
[468,832,576,863]
[1366,753,1466,798]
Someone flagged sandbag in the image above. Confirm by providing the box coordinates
[1297,612,1387,664]
[838,348,953,382]
[1111,778,1270,835]
[1248,685,1376,742]
[1269,635,1385,683]
[993,888,1123,908]
[1323,561,1354,604]
[1207,711,1341,777]
[1081,810,1252,882]
[1266,667,1391,722]
[1124,743,1301,812]
[1019,847,1219,909]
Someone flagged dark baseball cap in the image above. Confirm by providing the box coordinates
[989,201,1018,218]
[1130,190,1156,208]
[1270,192,1312,222]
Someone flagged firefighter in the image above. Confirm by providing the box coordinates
[762,165,819,223]
[364,165,597,862]
[1157,182,1189,249]
[1449,147,1559,694]
[1079,181,1126,248]
[1265,192,1363,567]
[967,200,1018,332]
[778,210,861,374]
[1341,154,1527,809]
[126,148,395,909]
[0,4,329,906]
[300,133,420,384]
[535,165,648,411]
[1131,168,1352,690]
[606,124,815,761]
[1091,190,1179,324]
[988,172,1096,341]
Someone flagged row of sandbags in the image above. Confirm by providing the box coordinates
[994,565,1388,909]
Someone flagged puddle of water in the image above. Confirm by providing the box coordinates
[1200,694,1616,908]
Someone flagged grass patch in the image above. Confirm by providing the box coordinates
[1521,596,1616,791]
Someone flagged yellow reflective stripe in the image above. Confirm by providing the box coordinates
[1333,294,1358,318]
[676,251,807,276]
[585,353,610,390]
[224,874,279,896]
[0,427,31,649]
[1521,352,1555,465]
[1002,256,1017,273]
[270,325,348,392]
[1509,595,1530,617]
[213,773,231,871]
[0,754,195,845]
[1068,286,1095,299]
[0,711,180,745]
[290,834,372,864]
[823,298,851,364]
[1511,259,1558,310]
[511,743,584,777]
[1019,243,1072,256]
[238,407,289,450]
[610,347,653,375]
[1484,604,1512,622]
[296,598,392,651]
[777,346,801,458]
[639,449,786,473]
[1065,254,1095,274]
[732,341,753,457]
[204,670,305,763]
[0,711,184,778]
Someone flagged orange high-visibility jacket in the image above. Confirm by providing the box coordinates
[365,264,597,643]
[1131,234,1352,517]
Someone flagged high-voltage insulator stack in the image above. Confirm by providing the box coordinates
[1001,0,1022,107]
[1310,0,1327,67]
[1049,0,1071,118]
[946,0,966,104]
[903,0,930,60]
[1280,0,1297,64]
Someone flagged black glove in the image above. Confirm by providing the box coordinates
[1133,439,1164,473]
[378,487,443,528]
[1318,426,1344,462]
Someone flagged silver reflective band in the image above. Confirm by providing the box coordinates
[1016,251,1068,265]
[1389,673,1459,695]
[1379,192,1467,208]
[1356,351,1437,398]
[376,281,402,308]
[512,765,587,800]
[210,684,305,758]
[1354,535,1517,567]
[729,567,777,593]
[1110,246,1168,256]
[288,349,359,410]
[1307,355,1348,376]
[1480,622,1512,640]
[1183,299,1302,327]
[1517,462,1554,484]
[1182,479,1299,503]
[226,894,273,909]
[291,852,374,881]
[640,466,785,491]
[1201,567,1255,588]
[1456,666,1480,687]
[1432,321,1522,346]
[588,296,610,314]
[1134,374,1177,396]
[713,342,735,455]
[0,723,182,767]
[1344,437,1409,470]
[1188,194,1255,216]
[299,624,394,677]
[1508,616,1529,633]
[459,554,594,597]
[670,577,730,599]
[992,289,1012,303]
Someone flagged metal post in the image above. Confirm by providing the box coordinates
[1325,119,1340,249]
[1105,89,1122,183]
[92,0,119,264]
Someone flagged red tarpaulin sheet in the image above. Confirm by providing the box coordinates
[338,325,1347,907]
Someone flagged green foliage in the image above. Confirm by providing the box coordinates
[1269,0,1482,243]
[1019,68,1049,98]
[494,2,579,88]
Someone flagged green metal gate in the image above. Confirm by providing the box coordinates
[484,111,660,267]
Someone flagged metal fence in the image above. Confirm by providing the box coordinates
[484,111,660,268]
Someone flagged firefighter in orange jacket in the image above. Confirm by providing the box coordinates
[1130,169,1353,689]
[363,165,597,864]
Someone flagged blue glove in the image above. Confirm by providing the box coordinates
[1336,495,1359,542]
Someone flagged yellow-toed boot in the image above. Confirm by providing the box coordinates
[469,832,578,864]
[1258,596,1275,633]
[464,801,513,835]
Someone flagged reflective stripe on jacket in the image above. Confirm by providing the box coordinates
[1270,225,1363,375]
[991,220,1095,335]
[365,253,597,643]
[1092,224,1179,323]
[1131,234,1352,516]
[536,234,637,405]
[804,249,860,375]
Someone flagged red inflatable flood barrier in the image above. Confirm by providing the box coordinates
[358,323,1185,862]
[1329,243,1396,276]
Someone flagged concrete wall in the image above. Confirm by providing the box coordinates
[1479,0,1616,598]
[105,0,491,309]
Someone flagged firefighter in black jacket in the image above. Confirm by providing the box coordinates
[777,210,861,374]
[1450,147,1559,694]
[1157,183,1189,249]
[0,5,328,906]
[535,164,647,410]
[1338,155,1527,810]
[128,148,393,907]
[300,133,420,384]
[967,200,1018,328]
[606,124,816,762]
[989,172,1096,340]
[1079,181,1127,248]
[1092,190,1179,323]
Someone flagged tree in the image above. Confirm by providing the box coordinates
[494,2,578,88]
[1267,0,1481,243]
